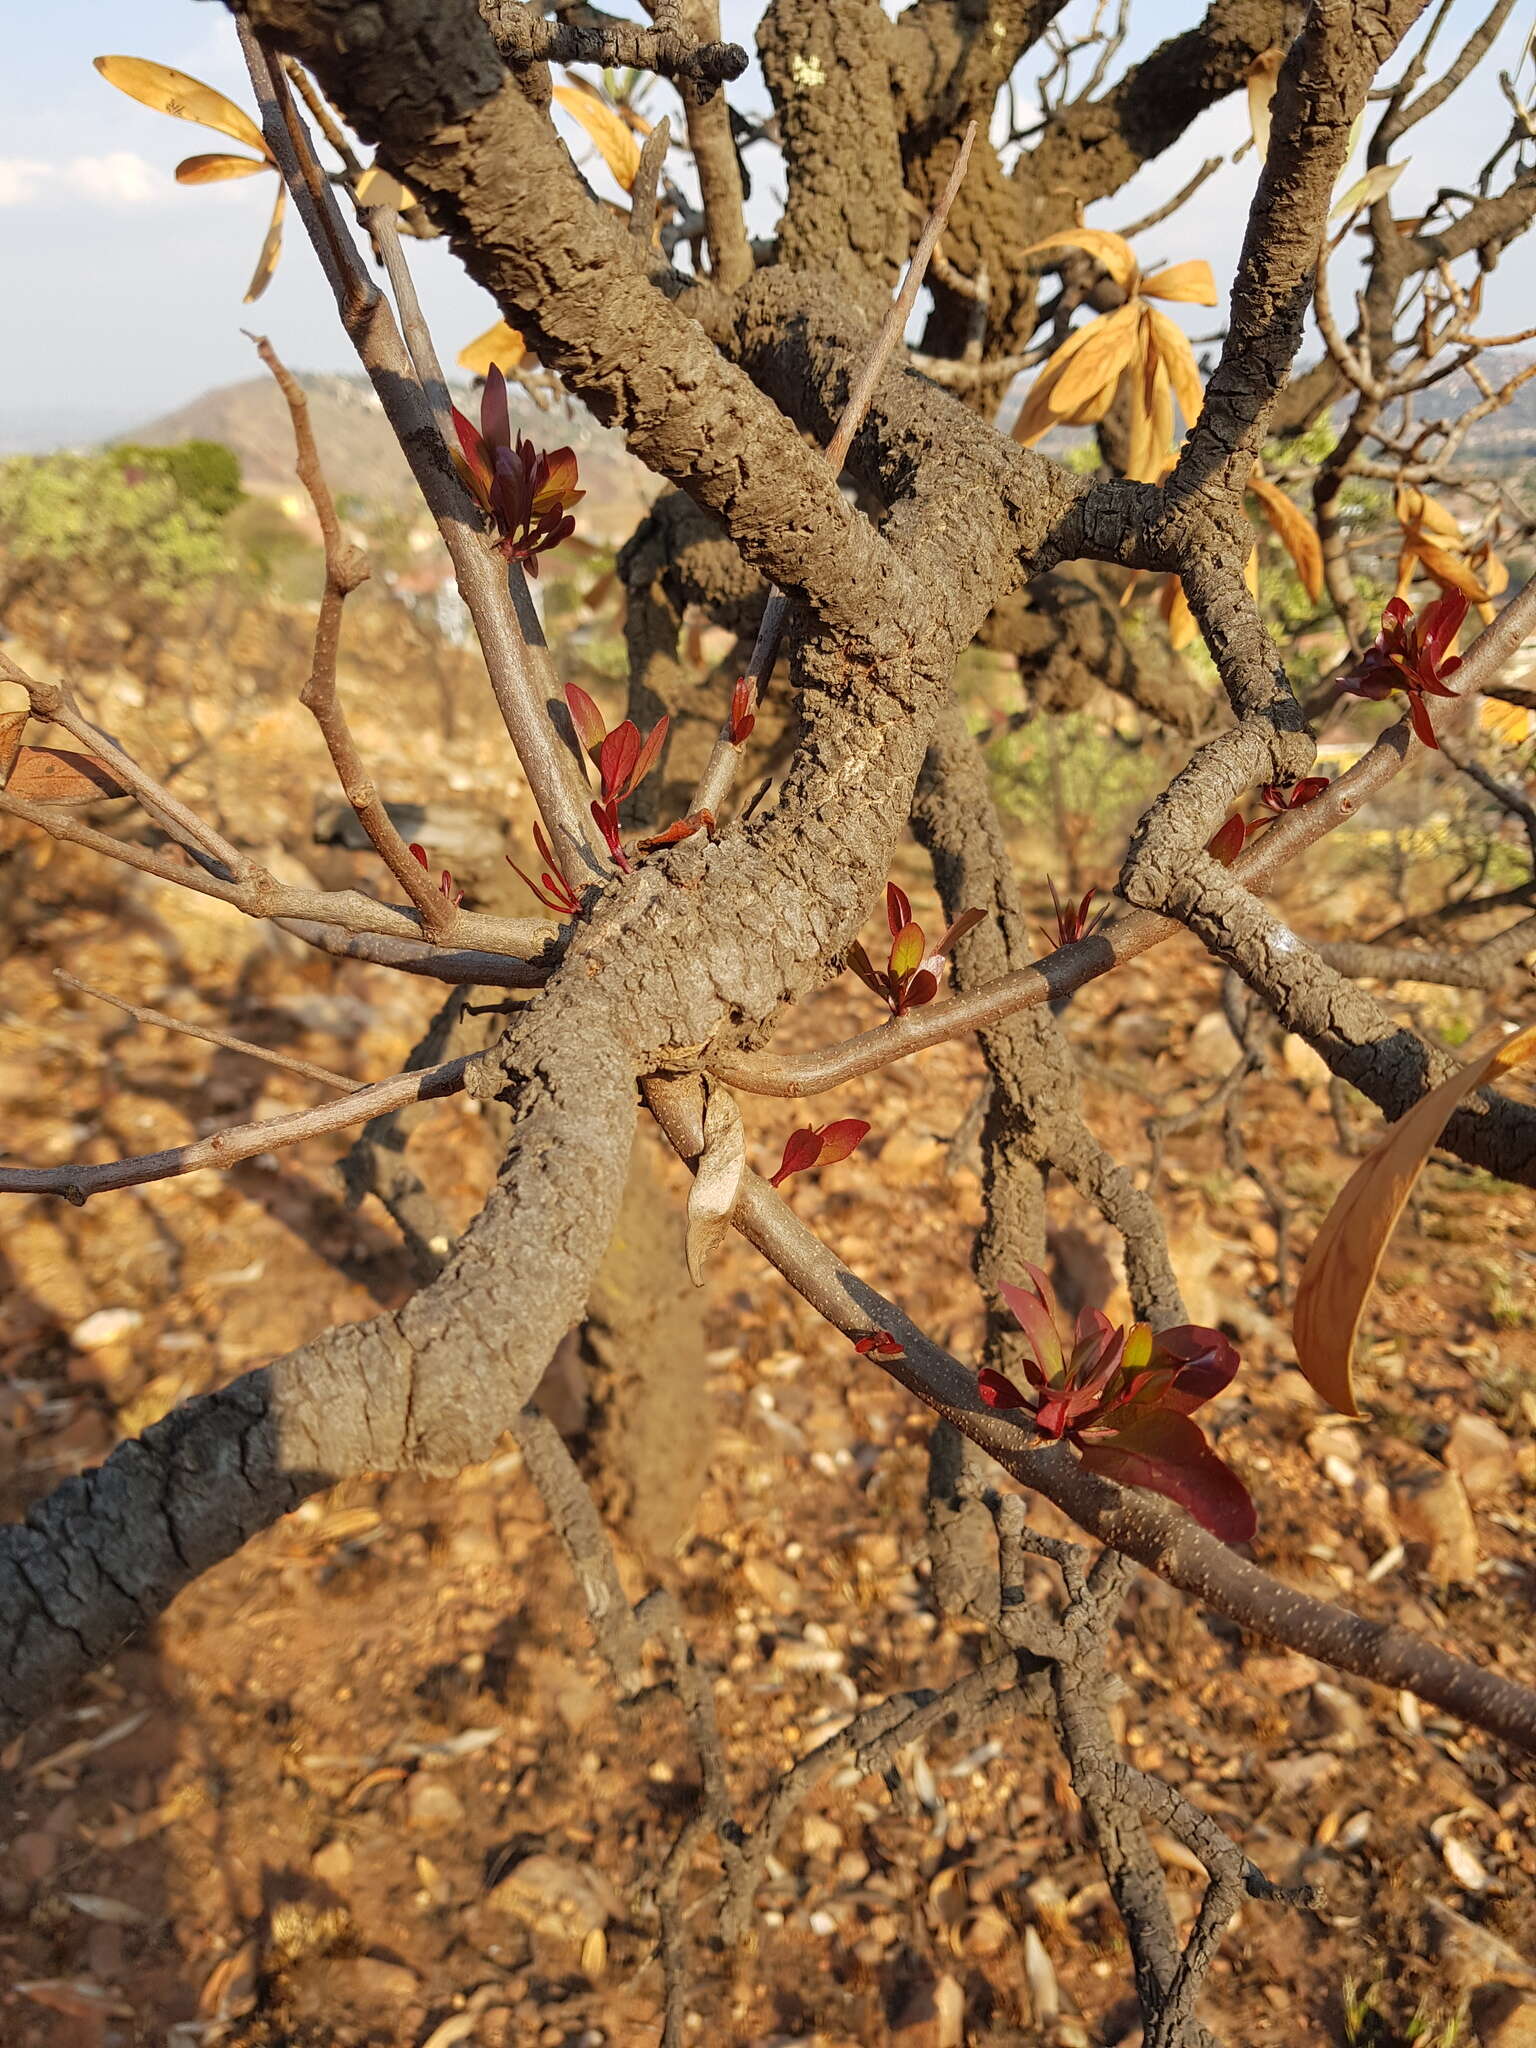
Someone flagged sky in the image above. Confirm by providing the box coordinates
[2,0,1533,451]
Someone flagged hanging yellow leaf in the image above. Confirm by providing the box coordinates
[1397,483,1464,543]
[1011,303,1139,443]
[94,56,269,157]
[1145,307,1204,431]
[1414,541,1490,603]
[551,83,642,193]
[175,152,271,185]
[1479,697,1536,746]
[1019,228,1138,294]
[1294,1025,1536,1415]
[355,165,416,210]
[1472,539,1509,600]
[1329,160,1406,224]
[1141,260,1218,307]
[1160,576,1198,651]
[1124,312,1174,483]
[457,318,527,378]
[1243,546,1260,598]
[1246,48,1284,158]
[1048,303,1142,417]
[1248,472,1324,602]
[243,181,285,304]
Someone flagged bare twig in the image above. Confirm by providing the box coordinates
[53,972,362,1093]
[0,1054,471,1201]
[252,331,466,944]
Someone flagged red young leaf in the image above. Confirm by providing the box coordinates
[564,683,607,758]
[625,715,669,798]
[978,1367,1029,1411]
[481,362,510,454]
[1079,1409,1256,1543]
[1206,814,1248,865]
[408,841,430,869]
[855,1330,905,1359]
[844,941,889,998]
[815,1118,871,1168]
[898,968,940,1012]
[933,907,985,957]
[597,721,641,801]
[590,798,629,870]
[998,1275,1064,1381]
[729,676,757,745]
[1260,776,1328,814]
[886,882,913,940]
[770,1126,826,1187]
[451,407,494,505]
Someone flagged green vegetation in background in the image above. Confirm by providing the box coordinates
[0,446,235,602]
[111,438,244,519]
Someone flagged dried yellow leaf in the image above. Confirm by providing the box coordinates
[457,318,527,378]
[1011,304,1139,443]
[94,55,269,156]
[1160,576,1198,650]
[552,82,642,193]
[1049,303,1141,417]
[1124,312,1173,483]
[243,180,285,304]
[1145,306,1204,432]
[175,152,271,185]
[1018,227,1138,294]
[1248,472,1324,602]
[1246,48,1284,158]
[1141,260,1218,307]
[355,166,416,210]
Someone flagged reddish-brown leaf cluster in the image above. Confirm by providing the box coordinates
[728,677,757,746]
[847,884,983,1017]
[769,1118,871,1188]
[408,841,464,907]
[1259,776,1329,815]
[978,1265,1254,1542]
[452,365,584,577]
[636,809,716,854]
[1209,775,1329,864]
[1346,588,1467,748]
[853,1330,905,1360]
[506,820,583,917]
[1039,877,1110,953]
[564,684,669,871]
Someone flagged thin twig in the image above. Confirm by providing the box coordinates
[238,25,604,880]
[251,331,464,944]
[0,1055,472,1201]
[54,972,362,1093]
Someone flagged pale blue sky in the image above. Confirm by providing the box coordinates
[2,0,1532,449]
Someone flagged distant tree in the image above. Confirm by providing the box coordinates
[112,436,246,519]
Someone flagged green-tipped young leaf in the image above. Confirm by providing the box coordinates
[888,921,925,980]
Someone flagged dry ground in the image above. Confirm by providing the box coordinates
[1,587,1534,2048]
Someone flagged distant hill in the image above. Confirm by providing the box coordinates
[114,372,656,543]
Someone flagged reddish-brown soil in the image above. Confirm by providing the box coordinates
[1,598,1533,2048]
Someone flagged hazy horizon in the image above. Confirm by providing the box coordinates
[6,0,1535,456]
